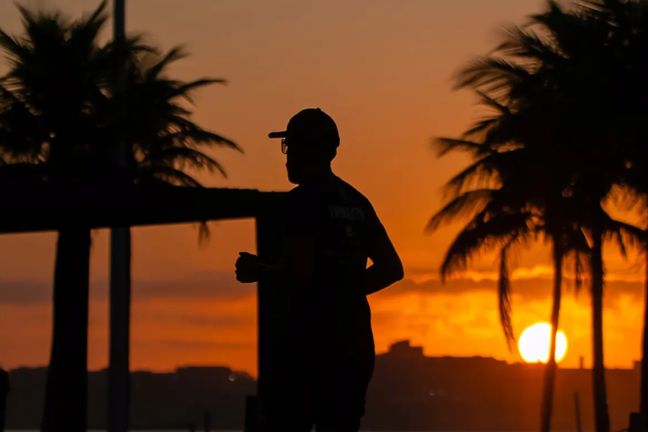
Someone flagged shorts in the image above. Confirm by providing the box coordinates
[261,346,375,432]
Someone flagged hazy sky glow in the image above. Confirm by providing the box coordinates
[0,0,644,375]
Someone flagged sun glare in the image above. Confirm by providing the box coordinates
[518,322,568,364]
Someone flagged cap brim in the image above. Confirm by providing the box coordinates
[268,131,287,139]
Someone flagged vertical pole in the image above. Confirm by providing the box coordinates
[109,227,131,432]
[574,392,583,432]
[251,196,286,432]
[113,0,124,42]
[109,2,130,432]
[0,368,9,432]
[203,411,210,432]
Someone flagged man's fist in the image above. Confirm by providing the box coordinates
[235,252,261,283]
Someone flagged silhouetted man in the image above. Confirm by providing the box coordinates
[236,108,403,432]
[0,367,9,432]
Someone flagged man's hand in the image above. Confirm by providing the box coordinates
[235,252,261,283]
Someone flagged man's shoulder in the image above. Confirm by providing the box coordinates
[285,184,318,214]
[287,184,308,202]
[332,176,372,207]
[286,176,374,210]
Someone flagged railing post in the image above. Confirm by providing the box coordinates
[249,198,286,432]
[0,368,8,432]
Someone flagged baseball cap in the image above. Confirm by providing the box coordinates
[268,108,340,149]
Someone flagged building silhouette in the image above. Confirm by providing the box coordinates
[4,340,639,430]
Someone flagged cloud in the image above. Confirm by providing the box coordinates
[375,276,643,302]
[171,314,250,328]
[0,271,254,305]
[158,340,249,350]
[0,268,642,308]
[1,271,642,371]
[0,280,52,305]
[133,272,255,301]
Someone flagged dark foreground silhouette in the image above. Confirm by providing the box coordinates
[2,343,642,430]
[236,108,404,431]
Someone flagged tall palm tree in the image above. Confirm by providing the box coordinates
[428,92,587,432]
[452,10,602,431]
[0,3,238,431]
[432,1,645,431]
[604,0,648,424]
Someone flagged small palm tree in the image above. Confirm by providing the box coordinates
[100,36,240,430]
[108,44,239,187]
[0,4,111,431]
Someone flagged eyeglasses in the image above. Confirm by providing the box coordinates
[281,138,288,154]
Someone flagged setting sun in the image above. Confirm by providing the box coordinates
[518,322,568,364]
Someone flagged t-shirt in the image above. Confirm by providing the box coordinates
[284,174,387,359]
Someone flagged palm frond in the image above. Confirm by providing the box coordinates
[176,78,227,104]
[426,189,496,232]
[136,165,202,187]
[197,221,211,245]
[145,46,187,80]
[144,146,227,177]
[434,137,484,157]
[602,216,644,257]
[498,245,516,350]
[69,1,107,50]
[0,29,30,67]
[439,209,533,279]
[456,57,532,94]
[476,90,512,115]
[147,128,240,153]
[496,24,565,63]
[441,157,500,196]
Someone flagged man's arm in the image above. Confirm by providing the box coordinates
[364,221,404,296]
[235,236,314,286]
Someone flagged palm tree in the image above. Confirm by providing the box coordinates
[102,34,239,432]
[108,45,238,187]
[432,1,645,431]
[603,0,648,424]
[428,92,587,432]
[103,38,240,429]
[0,3,238,431]
[0,5,111,430]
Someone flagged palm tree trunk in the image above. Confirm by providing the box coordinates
[640,241,648,419]
[41,227,91,432]
[541,239,563,432]
[591,225,611,432]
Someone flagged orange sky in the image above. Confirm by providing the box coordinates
[0,0,645,375]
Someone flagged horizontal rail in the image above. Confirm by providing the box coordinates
[0,183,287,233]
